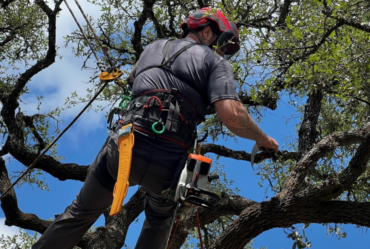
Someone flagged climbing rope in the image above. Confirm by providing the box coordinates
[71,0,113,67]
[64,0,99,61]
[166,219,179,249]
[0,0,122,201]
[166,211,205,249]
[195,211,204,249]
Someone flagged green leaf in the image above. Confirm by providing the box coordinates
[327,152,333,160]
[329,30,336,38]
[314,65,318,73]
[294,28,302,39]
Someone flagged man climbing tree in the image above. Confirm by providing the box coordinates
[32,7,278,249]
[2,0,370,249]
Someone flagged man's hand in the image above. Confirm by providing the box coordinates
[256,135,279,153]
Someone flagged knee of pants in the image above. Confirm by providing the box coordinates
[145,194,177,219]
[94,146,116,191]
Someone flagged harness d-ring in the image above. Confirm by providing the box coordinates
[152,122,165,134]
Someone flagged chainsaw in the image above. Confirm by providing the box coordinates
[173,132,221,221]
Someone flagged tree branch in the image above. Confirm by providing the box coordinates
[4,0,60,121]
[324,11,370,33]
[0,157,52,233]
[280,122,370,198]
[298,90,323,155]
[22,114,46,155]
[148,9,166,38]
[273,21,344,89]
[276,0,293,27]
[209,198,370,249]
[0,0,14,8]
[131,0,157,59]
[201,143,300,163]
[169,193,258,249]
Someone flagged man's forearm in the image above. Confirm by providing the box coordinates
[226,104,267,141]
[215,99,267,142]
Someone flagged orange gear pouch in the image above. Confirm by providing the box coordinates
[109,123,135,216]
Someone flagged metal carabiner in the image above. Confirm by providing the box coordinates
[119,95,131,109]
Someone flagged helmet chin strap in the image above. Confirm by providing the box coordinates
[189,29,206,45]
[189,29,218,50]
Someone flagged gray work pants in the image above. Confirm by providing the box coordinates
[32,131,188,249]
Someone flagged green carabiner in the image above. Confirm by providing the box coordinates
[119,95,131,109]
[152,122,165,135]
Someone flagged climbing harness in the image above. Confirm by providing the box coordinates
[0,0,123,201]
[165,132,221,249]
[107,84,198,216]
[121,88,199,148]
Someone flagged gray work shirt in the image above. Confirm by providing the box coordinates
[132,38,240,120]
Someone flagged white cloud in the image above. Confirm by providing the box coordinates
[0,217,39,248]
[1,1,125,152]
[19,1,113,141]
[0,217,20,238]
[24,0,105,112]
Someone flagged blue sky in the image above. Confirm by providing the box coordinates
[1,2,369,249]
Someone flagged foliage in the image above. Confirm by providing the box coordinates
[0,230,39,249]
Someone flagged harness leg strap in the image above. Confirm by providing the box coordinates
[109,123,135,216]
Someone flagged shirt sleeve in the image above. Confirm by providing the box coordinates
[207,58,241,104]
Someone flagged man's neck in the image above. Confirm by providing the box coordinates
[186,33,201,44]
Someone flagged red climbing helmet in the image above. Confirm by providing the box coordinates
[180,7,240,55]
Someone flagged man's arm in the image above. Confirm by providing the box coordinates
[214,99,278,152]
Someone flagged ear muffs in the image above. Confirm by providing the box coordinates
[216,31,240,55]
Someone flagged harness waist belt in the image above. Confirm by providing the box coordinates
[121,90,200,148]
